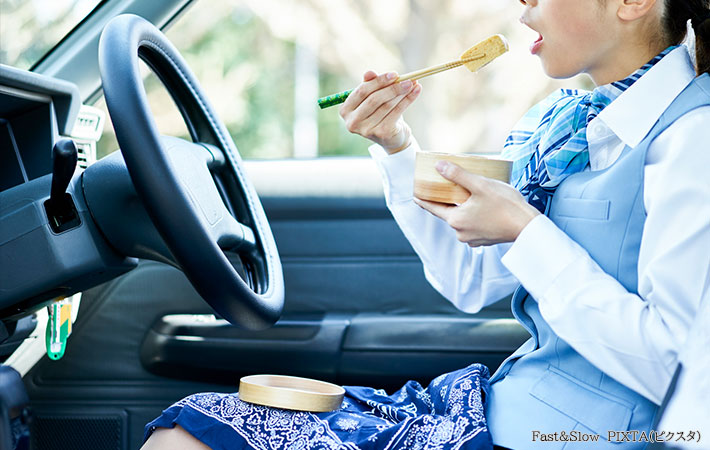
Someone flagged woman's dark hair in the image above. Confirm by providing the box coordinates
[663,0,710,75]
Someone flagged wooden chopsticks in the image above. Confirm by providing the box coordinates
[317,54,485,109]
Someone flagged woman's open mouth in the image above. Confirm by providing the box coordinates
[530,33,544,55]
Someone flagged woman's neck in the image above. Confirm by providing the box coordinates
[588,42,669,86]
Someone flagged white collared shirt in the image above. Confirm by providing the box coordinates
[369,46,710,405]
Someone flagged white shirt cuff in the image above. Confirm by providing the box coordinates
[501,214,585,301]
[368,139,420,204]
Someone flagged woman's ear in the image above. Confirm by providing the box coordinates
[617,0,658,22]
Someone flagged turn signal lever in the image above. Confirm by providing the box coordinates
[44,139,81,233]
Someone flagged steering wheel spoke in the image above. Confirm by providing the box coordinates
[199,142,227,171]
[214,215,257,253]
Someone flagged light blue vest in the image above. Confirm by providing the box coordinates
[486,73,710,450]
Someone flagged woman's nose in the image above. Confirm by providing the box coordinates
[519,0,537,5]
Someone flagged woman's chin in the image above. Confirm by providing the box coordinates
[539,59,581,80]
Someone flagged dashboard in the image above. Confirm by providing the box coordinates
[0,64,137,322]
[0,85,101,192]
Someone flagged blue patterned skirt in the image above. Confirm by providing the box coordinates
[144,363,493,450]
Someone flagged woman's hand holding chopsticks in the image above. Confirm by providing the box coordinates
[340,70,422,155]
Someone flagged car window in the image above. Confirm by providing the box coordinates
[0,0,103,70]
[95,0,590,161]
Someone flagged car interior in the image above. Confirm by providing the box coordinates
[6,0,698,449]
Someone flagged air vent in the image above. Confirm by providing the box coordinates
[65,105,104,168]
[75,141,93,169]
[70,105,104,141]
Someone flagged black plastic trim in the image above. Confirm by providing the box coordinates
[0,65,80,135]
[140,314,350,384]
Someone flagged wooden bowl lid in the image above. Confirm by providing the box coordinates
[239,374,345,412]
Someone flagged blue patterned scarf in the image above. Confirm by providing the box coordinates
[501,47,676,212]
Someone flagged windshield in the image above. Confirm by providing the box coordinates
[0,0,103,70]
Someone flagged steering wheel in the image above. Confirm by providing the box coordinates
[96,14,284,329]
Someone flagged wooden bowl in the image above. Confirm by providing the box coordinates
[239,374,345,412]
[414,151,512,204]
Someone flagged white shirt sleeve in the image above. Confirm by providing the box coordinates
[501,107,710,405]
[368,140,519,313]
[656,283,710,435]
